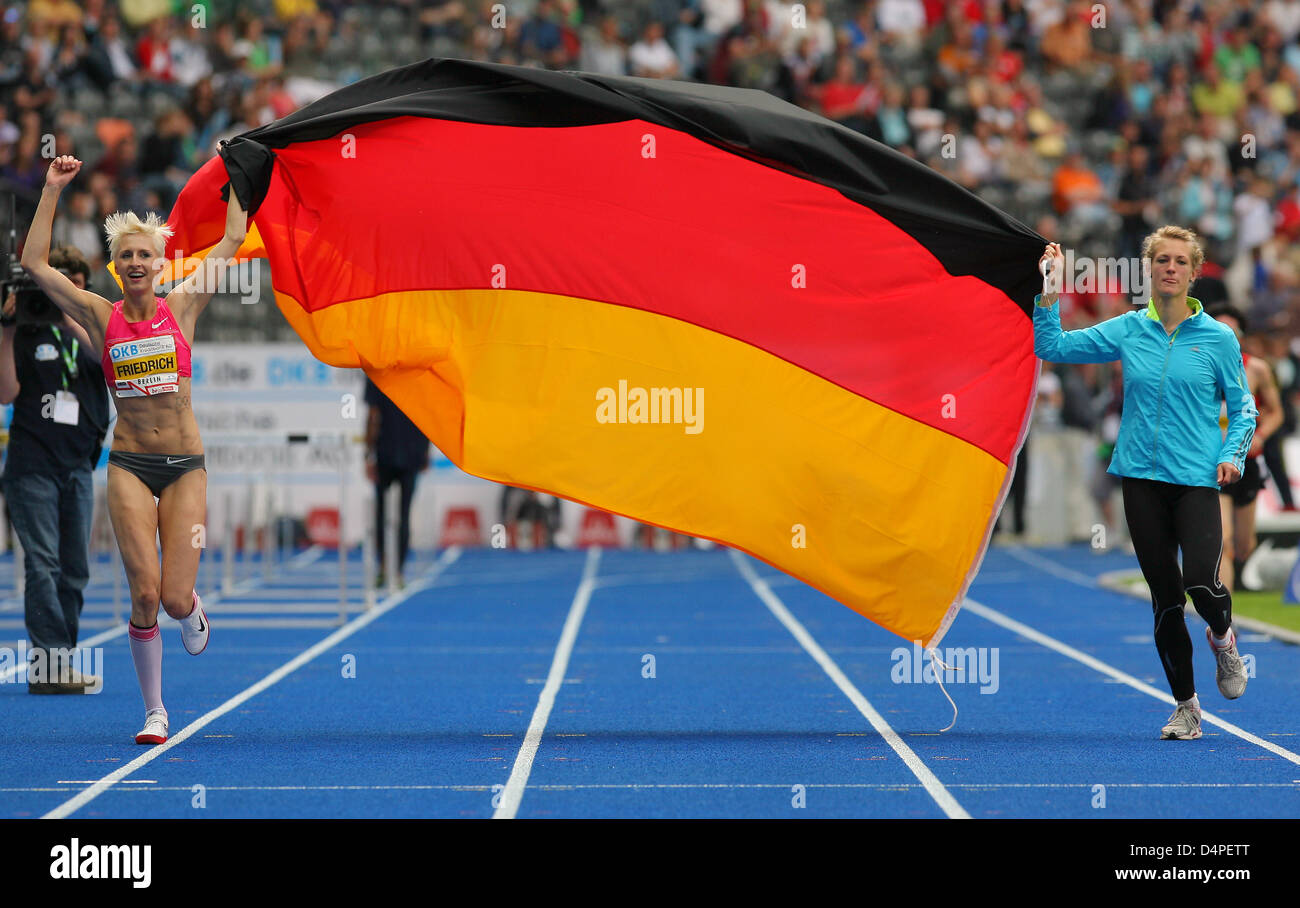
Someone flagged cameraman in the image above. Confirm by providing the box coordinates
[0,246,110,694]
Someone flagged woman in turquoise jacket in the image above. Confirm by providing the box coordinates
[1034,225,1254,741]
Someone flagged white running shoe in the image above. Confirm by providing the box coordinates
[135,709,168,745]
[180,591,209,655]
[1161,704,1202,740]
[1207,626,1247,699]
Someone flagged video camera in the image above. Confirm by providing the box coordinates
[1,254,61,327]
[0,194,62,328]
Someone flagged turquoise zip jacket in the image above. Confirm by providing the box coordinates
[1033,296,1256,489]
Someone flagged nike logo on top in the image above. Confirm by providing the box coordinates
[152,319,168,329]
[166,457,190,465]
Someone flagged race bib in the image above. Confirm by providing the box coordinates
[107,335,179,398]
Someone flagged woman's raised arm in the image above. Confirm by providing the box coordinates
[19,156,112,346]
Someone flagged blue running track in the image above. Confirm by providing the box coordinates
[1,543,1297,818]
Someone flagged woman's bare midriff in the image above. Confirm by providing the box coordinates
[110,376,204,455]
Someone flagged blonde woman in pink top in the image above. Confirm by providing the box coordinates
[22,154,247,745]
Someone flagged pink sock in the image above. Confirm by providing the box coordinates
[128,622,164,713]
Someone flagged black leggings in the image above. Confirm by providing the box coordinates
[1121,477,1232,702]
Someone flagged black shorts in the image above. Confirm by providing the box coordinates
[108,451,206,498]
[1224,456,1264,508]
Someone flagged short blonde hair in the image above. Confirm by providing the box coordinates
[1141,225,1205,273]
[104,210,174,260]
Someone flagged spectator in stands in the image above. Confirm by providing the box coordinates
[50,23,90,93]
[27,0,84,29]
[418,0,468,44]
[1115,142,1156,260]
[783,0,834,59]
[840,2,878,64]
[518,0,572,69]
[998,118,1049,195]
[1041,0,1094,74]
[208,20,250,81]
[905,82,944,158]
[135,16,175,85]
[937,18,979,83]
[85,14,138,90]
[657,0,709,80]
[1052,150,1111,238]
[956,117,1002,190]
[139,108,194,211]
[984,32,1023,84]
[1234,177,1275,268]
[717,0,779,90]
[171,19,214,89]
[235,15,284,77]
[629,21,679,79]
[776,34,819,103]
[1215,24,1261,84]
[701,0,744,52]
[813,54,870,133]
[1022,81,1067,158]
[91,132,140,191]
[870,80,912,149]
[580,16,627,77]
[1192,62,1246,119]
[1265,0,1300,44]
[2,130,48,199]
[11,46,58,115]
[875,0,925,55]
[50,190,102,269]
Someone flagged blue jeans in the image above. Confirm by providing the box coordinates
[2,469,94,654]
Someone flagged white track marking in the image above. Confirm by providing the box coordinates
[41,548,461,819]
[730,551,970,819]
[1,546,326,683]
[962,597,1300,765]
[8,781,1300,797]
[1002,546,1102,586]
[493,547,601,819]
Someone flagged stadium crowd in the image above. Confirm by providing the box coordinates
[2,0,1299,540]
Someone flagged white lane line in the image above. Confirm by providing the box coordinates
[9,781,1300,795]
[729,551,970,819]
[493,547,601,820]
[1002,546,1103,586]
[962,597,1300,766]
[41,547,462,820]
[1,546,327,683]
[0,623,129,684]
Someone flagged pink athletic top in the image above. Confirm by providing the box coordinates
[100,296,192,398]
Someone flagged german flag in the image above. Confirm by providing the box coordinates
[166,59,1044,647]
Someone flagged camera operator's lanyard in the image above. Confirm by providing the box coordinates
[49,327,81,426]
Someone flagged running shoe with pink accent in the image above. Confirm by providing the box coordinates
[180,591,209,655]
